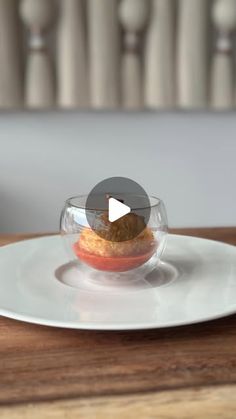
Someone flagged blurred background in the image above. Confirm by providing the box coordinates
[0,0,236,232]
[1,112,236,232]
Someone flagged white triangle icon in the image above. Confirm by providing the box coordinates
[108,197,131,222]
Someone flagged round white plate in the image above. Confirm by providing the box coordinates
[0,235,236,330]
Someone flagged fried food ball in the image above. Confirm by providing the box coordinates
[78,225,156,258]
[73,212,157,271]
[94,211,147,242]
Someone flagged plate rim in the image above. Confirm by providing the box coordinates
[0,232,236,251]
[1,306,236,331]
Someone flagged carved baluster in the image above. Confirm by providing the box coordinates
[57,0,88,108]
[211,0,236,109]
[20,0,55,108]
[119,0,149,109]
[144,0,175,109]
[177,0,208,109]
[0,0,23,108]
[87,0,120,109]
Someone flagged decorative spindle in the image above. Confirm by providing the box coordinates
[57,0,88,108]
[119,0,149,109]
[88,0,120,109]
[177,0,208,109]
[0,0,23,108]
[20,0,55,109]
[211,0,236,109]
[145,0,175,109]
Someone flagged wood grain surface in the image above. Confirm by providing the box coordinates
[0,228,236,418]
[0,385,236,419]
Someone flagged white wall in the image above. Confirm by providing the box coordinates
[0,112,235,233]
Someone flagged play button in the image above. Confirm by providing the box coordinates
[85,177,151,242]
[108,197,131,222]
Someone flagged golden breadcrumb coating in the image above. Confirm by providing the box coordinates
[79,226,156,257]
[94,212,147,242]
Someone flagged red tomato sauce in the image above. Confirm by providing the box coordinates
[73,242,155,272]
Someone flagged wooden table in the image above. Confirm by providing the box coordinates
[0,228,236,419]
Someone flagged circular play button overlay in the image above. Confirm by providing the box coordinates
[86,177,151,242]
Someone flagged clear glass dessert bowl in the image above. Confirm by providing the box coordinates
[60,194,168,281]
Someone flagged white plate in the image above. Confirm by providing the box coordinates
[0,234,235,330]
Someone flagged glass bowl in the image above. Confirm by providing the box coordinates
[60,195,168,279]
